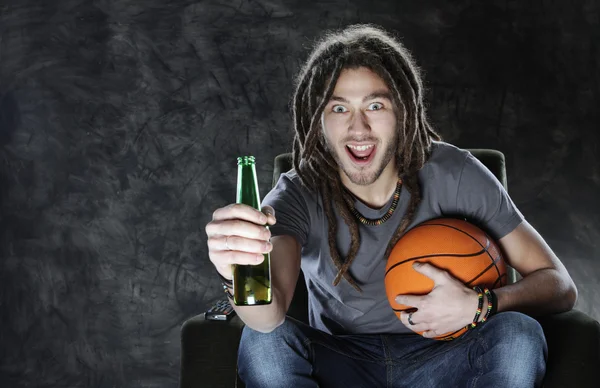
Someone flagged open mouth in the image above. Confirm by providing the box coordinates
[345,144,376,165]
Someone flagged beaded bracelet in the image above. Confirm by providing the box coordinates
[481,288,493,323]
[222,283,234,299]
[471,286,484,328]
[216,271,234,299]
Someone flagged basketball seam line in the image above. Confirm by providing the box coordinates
[464,238,500,285]
[384,249,487,276]
[407,222,504,283]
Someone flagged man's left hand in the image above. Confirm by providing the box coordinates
[395,262,479,338]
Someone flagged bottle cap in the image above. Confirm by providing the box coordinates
[237,156,256,165]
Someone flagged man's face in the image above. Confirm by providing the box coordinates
[321,66,399,186]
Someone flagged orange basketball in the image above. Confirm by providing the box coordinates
[385,218,507,340]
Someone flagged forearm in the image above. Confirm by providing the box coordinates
[212,234,300,333]
[495,268,577,316]
[225,285,287,333]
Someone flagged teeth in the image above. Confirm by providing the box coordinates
[348,144,374,151]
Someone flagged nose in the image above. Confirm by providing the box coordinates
[348,110,371,135]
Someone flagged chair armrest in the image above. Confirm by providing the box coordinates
[180,313,245,388]
[538,309,600,388]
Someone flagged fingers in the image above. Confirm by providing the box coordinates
[207,204,276,240]
[212,203,267,224]
[208,235,272,258]
[206,218,271,241]
[421,330,442,339]
[212,203,277,226]
[399,311,429,332]
[206,229,271,266]
[412,262,450,284]
[395,294,423,309]
[261,205,277,225]
[213,249,267,266]
[206,204,276,270]
[207,235,270,268]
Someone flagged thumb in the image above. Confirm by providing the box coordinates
[412,262,448,284]
[261,206,277,225]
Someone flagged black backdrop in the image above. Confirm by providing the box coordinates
[1,1,598,387]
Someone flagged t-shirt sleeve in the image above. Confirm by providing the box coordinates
[261,173,310,247]
[456,153,524,240]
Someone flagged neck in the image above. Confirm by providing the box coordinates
[341,162,399,209]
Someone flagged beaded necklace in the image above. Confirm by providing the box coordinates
[349,178,403,226]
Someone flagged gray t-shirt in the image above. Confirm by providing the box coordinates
[262,141,524,335]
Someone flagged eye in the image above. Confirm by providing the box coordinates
[332,105,348,113]
[368,102,383,111]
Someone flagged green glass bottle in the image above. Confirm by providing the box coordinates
[233,156,272,306]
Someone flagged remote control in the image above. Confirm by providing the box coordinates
[204,299,236,321]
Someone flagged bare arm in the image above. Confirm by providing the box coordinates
[395,219,579,337]
[231,235,301,332]
[496,220,578,316]
[205,204,301,333]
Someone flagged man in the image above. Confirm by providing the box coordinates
[205,24,577,387]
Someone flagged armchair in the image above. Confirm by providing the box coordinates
[181,150,600,388]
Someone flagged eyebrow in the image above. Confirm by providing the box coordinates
[329,90,393,104]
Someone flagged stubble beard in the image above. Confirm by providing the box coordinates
[323,131,399,186]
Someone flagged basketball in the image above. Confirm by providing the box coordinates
[384,218,507,340]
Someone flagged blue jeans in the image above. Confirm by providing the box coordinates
[238,312,547,387]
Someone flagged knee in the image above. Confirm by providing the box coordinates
[238,318,310,384]
[485,311,547,352]
[239,318,305,355]
[477,312,547,384]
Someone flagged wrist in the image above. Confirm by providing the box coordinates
[477,292,489,322]
[216,268,234,299]
[216,265,233,282]
[489,289,498,315]
[470,286,484,328]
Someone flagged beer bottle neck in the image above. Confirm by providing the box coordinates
[236,163,261,208]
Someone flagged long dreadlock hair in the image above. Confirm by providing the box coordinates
[291,24,441,292]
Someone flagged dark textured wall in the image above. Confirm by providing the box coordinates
[1,0,598,387]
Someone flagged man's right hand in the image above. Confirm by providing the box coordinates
[206,203,300,333]
[205,203,277,280]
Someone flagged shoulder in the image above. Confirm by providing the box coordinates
[429,140,470,163]
[420,141,471,179]
[263,169,316,245]
[276,169,312,196]
[265,169,316,208]
[281,168,302,184]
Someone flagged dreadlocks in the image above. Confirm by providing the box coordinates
[291,24,441,292]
